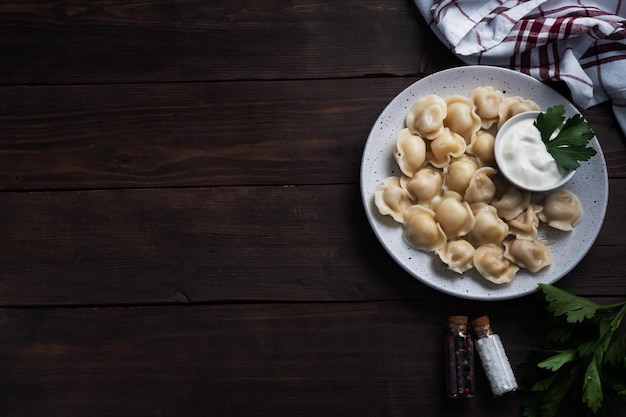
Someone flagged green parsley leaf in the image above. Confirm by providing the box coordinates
[523,370,577,417]
[604,334,626,366]
[540,373,576,417]
[582,359,603,413]
[611,381,626,396]
[537,349,576,371]
[539,283,600,323]
[533,106,597,170]
[531,374,558,392]
[545,325,573,343]
[577,340,596,357]
[535,104,566,143]
[522,285,626,417]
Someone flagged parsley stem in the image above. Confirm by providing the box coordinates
[599,301,626,312]
[607,302,626,330]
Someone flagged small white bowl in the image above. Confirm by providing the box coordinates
[494,111,576,192]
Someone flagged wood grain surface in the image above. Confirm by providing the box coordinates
[0,1,624,416]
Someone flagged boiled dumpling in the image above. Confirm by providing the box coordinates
[473,243,519,284]
[497,96,540,129]
[538,189,583,231]
[507,203,543,239]
[403,205,447,252]
[428,128,466,168]
[444,95,481,144]
[375,89,584,286]
[443,156,478,195]
[437,239,475,273]
[401,167,443,206]
[432,191,475,239]
[491,182,531,221]
[374,176,412,223]
[468,203,509,247]
[471,86,503,129]
[405,95,447,140]
[394,128,426,177]
[464,166,496,204]
[503,238,552,273]
[466,131,495,167]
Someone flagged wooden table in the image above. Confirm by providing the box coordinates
[1,1,624,416]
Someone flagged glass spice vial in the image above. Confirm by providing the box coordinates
[471,315,518,396]
[444,315,475,398]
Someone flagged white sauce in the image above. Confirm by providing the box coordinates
[497,117,568,189]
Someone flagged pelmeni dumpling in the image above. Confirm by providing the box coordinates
[444,95,481,144]
[503,238,552,273]
[437,239,475,273]
[432,191,475,239]
[473,243,519,284]
[507,203,543,239]
[538,189,583,231]
[464,166,496,204]
[374,176,412,223]
[497,96,540,129]
[491,182,532,221]
[403,205,447,252]
[401,167,443,206]
[471,86,503,129]
[466,131,495,167]
[468,203,509,247]
[428,128,466,168]
[405,95,447,140]
[374,88,585,286]
[394,128,426,177]
[444,156,478,195]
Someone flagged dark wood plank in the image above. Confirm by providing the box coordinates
[0,184,434,306]
[2,300,624,417]
[0,182,623,306]
[1,79,624,191]
[586,103,626,179]
[0,0,461,85]
[4,298,616,417]
[0,78,398,190]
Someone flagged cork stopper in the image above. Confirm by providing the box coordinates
[447,315,468,333]
[448,315,468,324]
[471,315,493,338]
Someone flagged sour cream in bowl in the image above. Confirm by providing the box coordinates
[494,111,575,192]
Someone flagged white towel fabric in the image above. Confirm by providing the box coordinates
[415,0,626,134]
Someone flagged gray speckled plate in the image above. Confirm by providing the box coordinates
[360,66,608,300]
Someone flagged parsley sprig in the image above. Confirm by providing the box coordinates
[521,284,626,417]
[534,105,597,171]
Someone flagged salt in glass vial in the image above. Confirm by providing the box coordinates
[471,315,518,396]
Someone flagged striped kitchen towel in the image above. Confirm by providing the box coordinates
[415,0,626,134]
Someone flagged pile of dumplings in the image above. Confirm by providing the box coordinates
[374,87,583,285]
